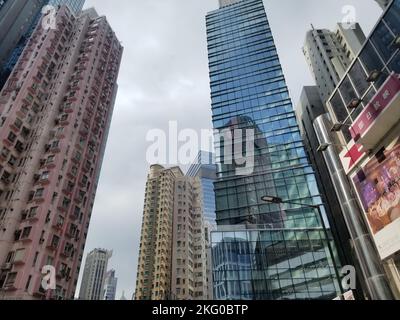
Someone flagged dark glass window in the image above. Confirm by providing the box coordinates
[330,90,348,123]
[371,21,395,62]
[348,59,370,97]
[359,41,384,74]
[383,0,400,36]
[389,51,400,73]
[339,75,358,105]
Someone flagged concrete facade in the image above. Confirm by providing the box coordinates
[78,248,112,300]
[303,23,366,104]
[0,6,122,300]
[135,165,209,300]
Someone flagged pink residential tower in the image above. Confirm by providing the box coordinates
[0,5,122,299]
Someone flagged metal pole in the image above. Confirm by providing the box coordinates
[313,114,394,300]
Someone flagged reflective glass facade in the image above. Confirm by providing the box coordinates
[187,151,217,225]
[327,0,400,143]
[211,229,340,300]
[49,0,85,14]
[206,0,342,299]
[0,0,85,89]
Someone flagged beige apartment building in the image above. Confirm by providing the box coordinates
[134,165,209,300]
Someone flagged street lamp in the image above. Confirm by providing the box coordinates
[330,122,353,132]
[366,69,382,83]
[261,195,344,293]
[346,98,362,110]
[261,196,319,209]
[391,35,400,49]
[316,142,349,153]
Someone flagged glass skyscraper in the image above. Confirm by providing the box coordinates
[0,0,85,90]
[186,151,217,226]
[206,0,343,300]
[49,0,85,14]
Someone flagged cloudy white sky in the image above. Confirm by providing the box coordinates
[77,0,382,299]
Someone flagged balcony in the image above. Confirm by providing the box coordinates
[61,243,74,258]
[69,207,80,221]
[46,235,60,251]
[57,197,71,213]
[1,262,12,271]
[15,141,25,154]
[349,73,400,152]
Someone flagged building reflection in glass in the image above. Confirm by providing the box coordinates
[211,229,340,300]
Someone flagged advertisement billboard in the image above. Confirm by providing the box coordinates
[352,136,400,260]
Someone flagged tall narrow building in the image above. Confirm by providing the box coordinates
[103,269,117,300]
[135,165,176,300]
[135,165,209,300]
[78,249,112,300]
[0,6,123,299]
[186,151,217,300]
[186,151,217,227]
[303,23,366,104]
[206,0,343,300]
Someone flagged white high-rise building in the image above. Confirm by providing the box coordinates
[79,249,112,300]
[303,23,366,104]
[103,269,118,300]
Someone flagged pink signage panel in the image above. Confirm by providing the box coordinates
[350,73,400,141]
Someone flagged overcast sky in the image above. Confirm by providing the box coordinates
[77,0,382,299]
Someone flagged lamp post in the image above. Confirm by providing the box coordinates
[261,195,344,294]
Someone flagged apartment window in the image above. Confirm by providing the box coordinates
[25,275,32,291]
[51,140,60,149]
[56,215,65,228]
[35,188,44,198]
[47,155,55,164]
[51,192,58,204]
[32,252,39,267]
[51,235,60,248]
[41,171,50,181]
[26,94,34,103]
[62,198,71,209]
[8,156,17,167]
[1,147,9,158]
[7,132,17,143]
[14,248,26,262]
[4,272,17,287]
[21,227,32,239]
[29,207,38,218]
[14,118,23,129]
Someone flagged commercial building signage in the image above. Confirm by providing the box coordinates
[339,141,365,175]
[352,136,400,260]
[349,73,400,142]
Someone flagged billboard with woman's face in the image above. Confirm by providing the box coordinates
[353,137,400,260]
